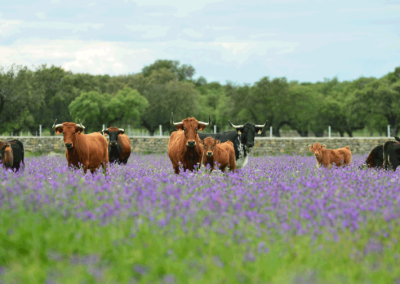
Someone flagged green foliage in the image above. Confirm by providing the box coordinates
[1,62,400,137]
[69,88,148,132]
[2,198,400,283]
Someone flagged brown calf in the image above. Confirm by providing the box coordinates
[308,143,351,169]
[200,137,236,172]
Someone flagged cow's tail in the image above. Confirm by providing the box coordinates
[383,141,392,170]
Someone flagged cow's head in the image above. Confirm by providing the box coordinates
[52,119,85,149]
[200,137,220,157]
[103,127,124,147]
[229,120,267,148]
[170,112,210,147]
[308,143,325,158]
[0,143,13,167]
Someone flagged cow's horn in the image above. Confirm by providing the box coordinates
[53,118,63,129]
[255,120,268,128]
[198,115,210,126]
[52,119,57,128]
[119,128,124,132]
[170,112,183,126]
[228,121,244,129]
[77,119,85,129]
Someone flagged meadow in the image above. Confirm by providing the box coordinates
[1,153,400,283]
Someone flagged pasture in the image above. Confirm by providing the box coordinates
[1,153,400,283]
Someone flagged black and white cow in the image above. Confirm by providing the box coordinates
[198,120,267,169]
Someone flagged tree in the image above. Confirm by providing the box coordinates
[142,60,195,81]
[69,88,148,132]
[0,65,40,134]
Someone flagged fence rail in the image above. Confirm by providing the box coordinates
[1,124,396,138]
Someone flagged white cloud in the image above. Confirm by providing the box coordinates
[35,12,46,19]
[0,38,299,75]
[130,0,224,17]
[125,24,170,38]
[182,28,203,38]
[0,18,22,37]
[0,39,157,75]
[250,33,277,39]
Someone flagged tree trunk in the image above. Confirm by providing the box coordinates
[345,130,353,137]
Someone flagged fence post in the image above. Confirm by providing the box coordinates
[328,126,331,138]
[39,125,42,137]
[388,125,391,138]
[128,125,131,137]
[159,125,162,137]
[214,125,217,133]
[270,126,273,138]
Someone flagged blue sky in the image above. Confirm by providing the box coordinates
[0,0,399,84]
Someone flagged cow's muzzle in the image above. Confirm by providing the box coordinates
[246,142,254,147]
[206,152,213,157]
[187,141,196,147]
[65,143,73,148]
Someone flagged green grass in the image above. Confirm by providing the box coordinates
[1,207,399,284]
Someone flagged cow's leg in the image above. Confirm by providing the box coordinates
[220,165,227,173]
[389,153,399,171]
[101,161,108,174]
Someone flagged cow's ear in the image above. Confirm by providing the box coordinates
[55,127,63,134]
[256,128,263,135]
[236,128,244,135]
[199,139,204,145]
[76,127,84,134]
[321,144,326,150]
[216,140,221,144]
[175,124,184,131]
[103,131,109,136]
[308,144,313,151]
[198,124,206,131]
[119,130,125,135]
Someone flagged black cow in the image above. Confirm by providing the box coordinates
[0,139,25,172]
[383,137,400,171]
[198,120,267,169]
[102,127,131,165]
[362,145,384,169]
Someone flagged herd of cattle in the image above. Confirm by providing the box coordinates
[1,114,400,173]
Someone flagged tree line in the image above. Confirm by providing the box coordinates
[0,60,399,136]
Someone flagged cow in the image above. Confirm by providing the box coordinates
[362,145,384,169]
[198,120,267,169]
[383,139,400,171]
[168,113,210,174]
[200,137,236,173]
[102,127,131,165]
[0,139,25,172]
[53,119,108,174]
[308,143,352,169]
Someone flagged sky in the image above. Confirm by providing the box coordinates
[0,0,399,84]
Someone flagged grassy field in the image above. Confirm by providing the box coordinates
[1,154,400,283]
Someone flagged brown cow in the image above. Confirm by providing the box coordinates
[308,143,351,169]
[168,113,210,174]
[103,127,131,165]
[200,137,236,172]
[53,120,108,174]
[0,139,25,172]
[1,143,13,170]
